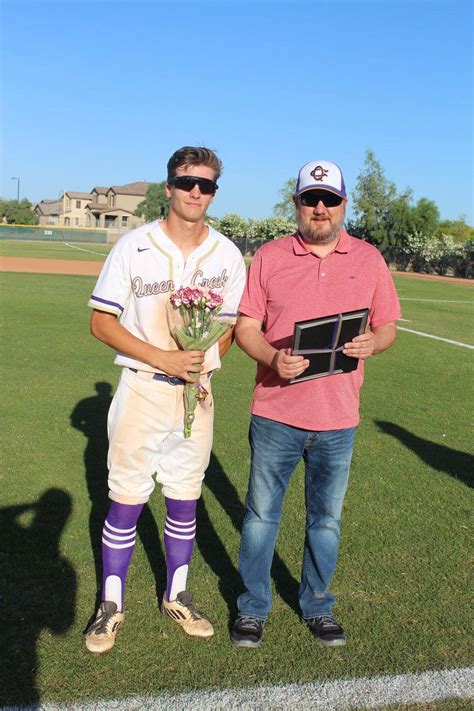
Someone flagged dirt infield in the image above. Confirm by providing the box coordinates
[0,256,103,276]
[0,256,472,284]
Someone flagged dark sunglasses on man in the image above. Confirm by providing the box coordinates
[169,176,219,195]
[299,190,344,208]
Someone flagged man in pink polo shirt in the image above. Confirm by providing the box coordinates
[231,160,401,648]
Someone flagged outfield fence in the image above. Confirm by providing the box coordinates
[1,225,472,277]
[381,245,473,279]
[231,236,274,255]
[0,224,274,254]
[0,224,108,244]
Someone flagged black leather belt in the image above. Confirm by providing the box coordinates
[128,368,186,386]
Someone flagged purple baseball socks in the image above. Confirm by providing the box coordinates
[164,497,197,601]
[86,497,213,649]
[101,501,144,611]
[161,496,213,638]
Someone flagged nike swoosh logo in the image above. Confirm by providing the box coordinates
[137,247,150,253]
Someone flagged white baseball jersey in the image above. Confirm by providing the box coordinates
[88,220,246,373]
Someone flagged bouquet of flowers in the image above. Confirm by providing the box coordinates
[167,286,234,438]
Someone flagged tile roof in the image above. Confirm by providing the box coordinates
[86,205,135,215]
[65,191,93,199]
[34,200,63,216]
[108,182,151,196]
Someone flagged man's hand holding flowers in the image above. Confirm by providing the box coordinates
[167,286,235,437]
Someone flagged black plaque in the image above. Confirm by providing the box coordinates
[290,308,369,383]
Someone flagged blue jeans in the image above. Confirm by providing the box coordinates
[237,415,356,620]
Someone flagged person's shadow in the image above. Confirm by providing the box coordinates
[0,489,76,706]
[376,420,473,488]
[198,451,300,622]
[70,382,166,610]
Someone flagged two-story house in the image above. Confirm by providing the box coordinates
[35,181,154,232]
[62,191,92,227]
[85,182,150,230]
[34,199,64,225]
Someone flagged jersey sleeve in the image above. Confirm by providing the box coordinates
[220,249,247,319]
[87,240,131,317]
[237,249,267,322]
[369,255,402,327]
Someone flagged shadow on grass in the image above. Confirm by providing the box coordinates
[200,452,300,623]
[0,489,76,706]
[70,382,166,611]
[376,420,474,488]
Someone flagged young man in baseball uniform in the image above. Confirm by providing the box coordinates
[84,146,246,653]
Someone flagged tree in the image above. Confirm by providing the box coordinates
[255,216,296,241]
[273,178,296,219]
[351,150,397,247]
[134,182,168,221]
[437,215,474,243]
[386,192,415,245]
[0,198,35,225]
[412,198,439,237]
[213,213,248,239]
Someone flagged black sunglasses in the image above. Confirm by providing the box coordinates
[169,176,218,195]
[299,191,344,208]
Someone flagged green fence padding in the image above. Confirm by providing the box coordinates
[0,225,108,243]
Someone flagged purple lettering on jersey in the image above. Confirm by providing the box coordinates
[132,276,175,298]
[191,268,229,289]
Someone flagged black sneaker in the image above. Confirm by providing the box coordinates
[306,615,346,647]
[231,616,264,647]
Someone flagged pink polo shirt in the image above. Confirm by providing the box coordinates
[239,231,401,430]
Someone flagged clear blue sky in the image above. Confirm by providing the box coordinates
[1,0,473,223]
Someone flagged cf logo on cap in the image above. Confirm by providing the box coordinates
[310,165,329,182]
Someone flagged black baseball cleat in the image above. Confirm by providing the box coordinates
[231,616,264,647]
[306,614,346,647]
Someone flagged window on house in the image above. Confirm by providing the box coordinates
[66,198,71,208]
[122,216,128,227]
[108,194,115,207]
[76,200,81,209]
[65,217,70,226]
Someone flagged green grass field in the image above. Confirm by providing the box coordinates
[0,268,472,708]
[0,238,112,261]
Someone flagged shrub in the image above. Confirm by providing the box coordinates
[388,231,471,277]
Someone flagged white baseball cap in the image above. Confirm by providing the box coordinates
[295,160,347,199]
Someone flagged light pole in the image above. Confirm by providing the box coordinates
[11,177,20,201]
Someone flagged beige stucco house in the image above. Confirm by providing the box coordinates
[86,182,150,229]
[34,182,152,232]
[63,191,92,227]
[34,199,63,225]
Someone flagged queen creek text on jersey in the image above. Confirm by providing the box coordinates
[88,220,246,375]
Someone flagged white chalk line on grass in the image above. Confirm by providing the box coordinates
[398,326,474,349]
[64,242,108,257]
[19,666,473,711]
